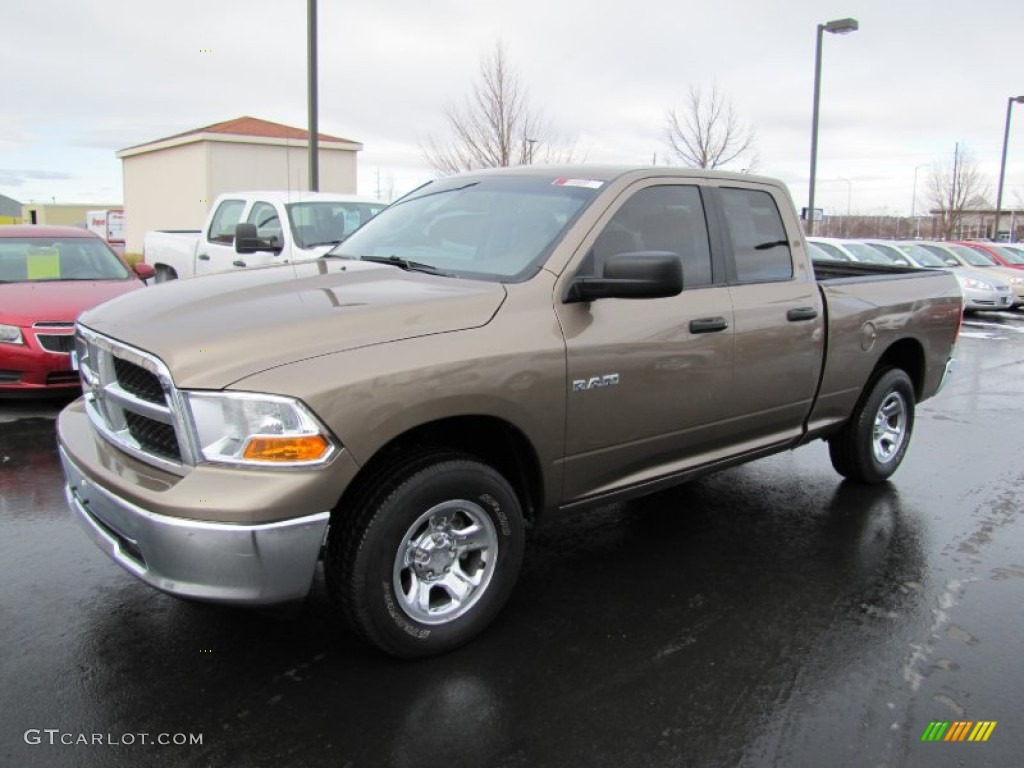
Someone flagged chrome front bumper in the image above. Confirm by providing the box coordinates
[60,446,330,604]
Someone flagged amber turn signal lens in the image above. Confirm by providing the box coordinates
[242,435,330,462]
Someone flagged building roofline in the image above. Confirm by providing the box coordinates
[116,116,362,157]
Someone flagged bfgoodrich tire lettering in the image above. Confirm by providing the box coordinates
[326,452,525,658]
[828,367,916,484]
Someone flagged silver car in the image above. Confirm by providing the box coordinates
[881,241,1014,313]
[916,241,1024,307]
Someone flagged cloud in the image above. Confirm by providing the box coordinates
[0,169,74,187]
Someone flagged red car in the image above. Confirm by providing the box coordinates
[0,225,155,395]
[957,241,1024,270]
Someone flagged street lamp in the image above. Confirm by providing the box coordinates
[807,17,859,236]
[994,95,1024,242]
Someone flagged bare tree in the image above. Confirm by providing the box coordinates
[664,85,758,170]
[926,144,990,240]
[423,42,574,174]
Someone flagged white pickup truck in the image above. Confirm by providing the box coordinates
[144,191,386,282]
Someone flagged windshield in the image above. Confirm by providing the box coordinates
[807,242,841,262]
[0,237,130,282]
[863,242,911,265]
[329,175,600,282]
[997,244,1024,264]
[896,243,947,268]
[948,244,995,267]
[920,244,964,266]
[809,241,851,261]
[286,201,388,248]
[979,244,1024,265]
[843,242,893,265]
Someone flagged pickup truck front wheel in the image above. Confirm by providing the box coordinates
[326,452,525,658]
[828,368,915,484]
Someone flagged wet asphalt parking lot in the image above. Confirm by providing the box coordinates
[2,311,1023,768]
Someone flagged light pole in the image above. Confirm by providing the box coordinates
[807,17,859,235]
[307,0,319,191]
[994,95,1024,242]
[911,163,928,239]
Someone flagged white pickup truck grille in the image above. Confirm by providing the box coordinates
[75,326,194,473]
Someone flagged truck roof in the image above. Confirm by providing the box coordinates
[453,164,782,187]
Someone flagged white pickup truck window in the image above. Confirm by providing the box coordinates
[207,199,245,245]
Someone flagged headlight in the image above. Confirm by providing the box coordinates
[0,324,24,345]
[1008,276,1024,285]
[961,278,993,290]
[183,392,336,466]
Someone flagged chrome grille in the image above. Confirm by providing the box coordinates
[113,357,166,403]
[124,412,181,461]
[76,325,193,473]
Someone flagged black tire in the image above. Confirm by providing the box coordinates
[326,451,525,658]
[154,265,177,283]
[828,367,915,484]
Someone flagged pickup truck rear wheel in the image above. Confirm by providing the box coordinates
[326,452,525,658]
[828,367,915,484]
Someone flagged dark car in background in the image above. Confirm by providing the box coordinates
[0,226,154,395]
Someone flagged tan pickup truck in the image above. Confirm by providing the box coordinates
[58,167,962,657]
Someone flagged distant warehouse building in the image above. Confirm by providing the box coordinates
[117,116,363,252]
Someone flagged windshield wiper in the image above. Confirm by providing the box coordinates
[304,239,345,248]
[357,254,453,276]
[389,181,480,208]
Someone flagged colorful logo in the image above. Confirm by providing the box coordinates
[921,721,997,742]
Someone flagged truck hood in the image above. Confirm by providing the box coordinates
[79,260,507,389]
[0,280,143,326]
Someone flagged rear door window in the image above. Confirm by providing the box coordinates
[719,188,793,283]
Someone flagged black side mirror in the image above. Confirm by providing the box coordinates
[235,222,283,255]
[565,251,683,303]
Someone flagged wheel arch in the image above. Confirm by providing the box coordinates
[874,337,926,400]
[337,415,545,527]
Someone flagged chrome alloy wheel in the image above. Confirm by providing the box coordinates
[872,391,907,463]
[393,500,499,625]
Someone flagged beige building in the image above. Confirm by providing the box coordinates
[117,116,363,252]
[20,203,119,228]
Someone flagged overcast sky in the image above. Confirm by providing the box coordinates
[3,0,1023,218]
